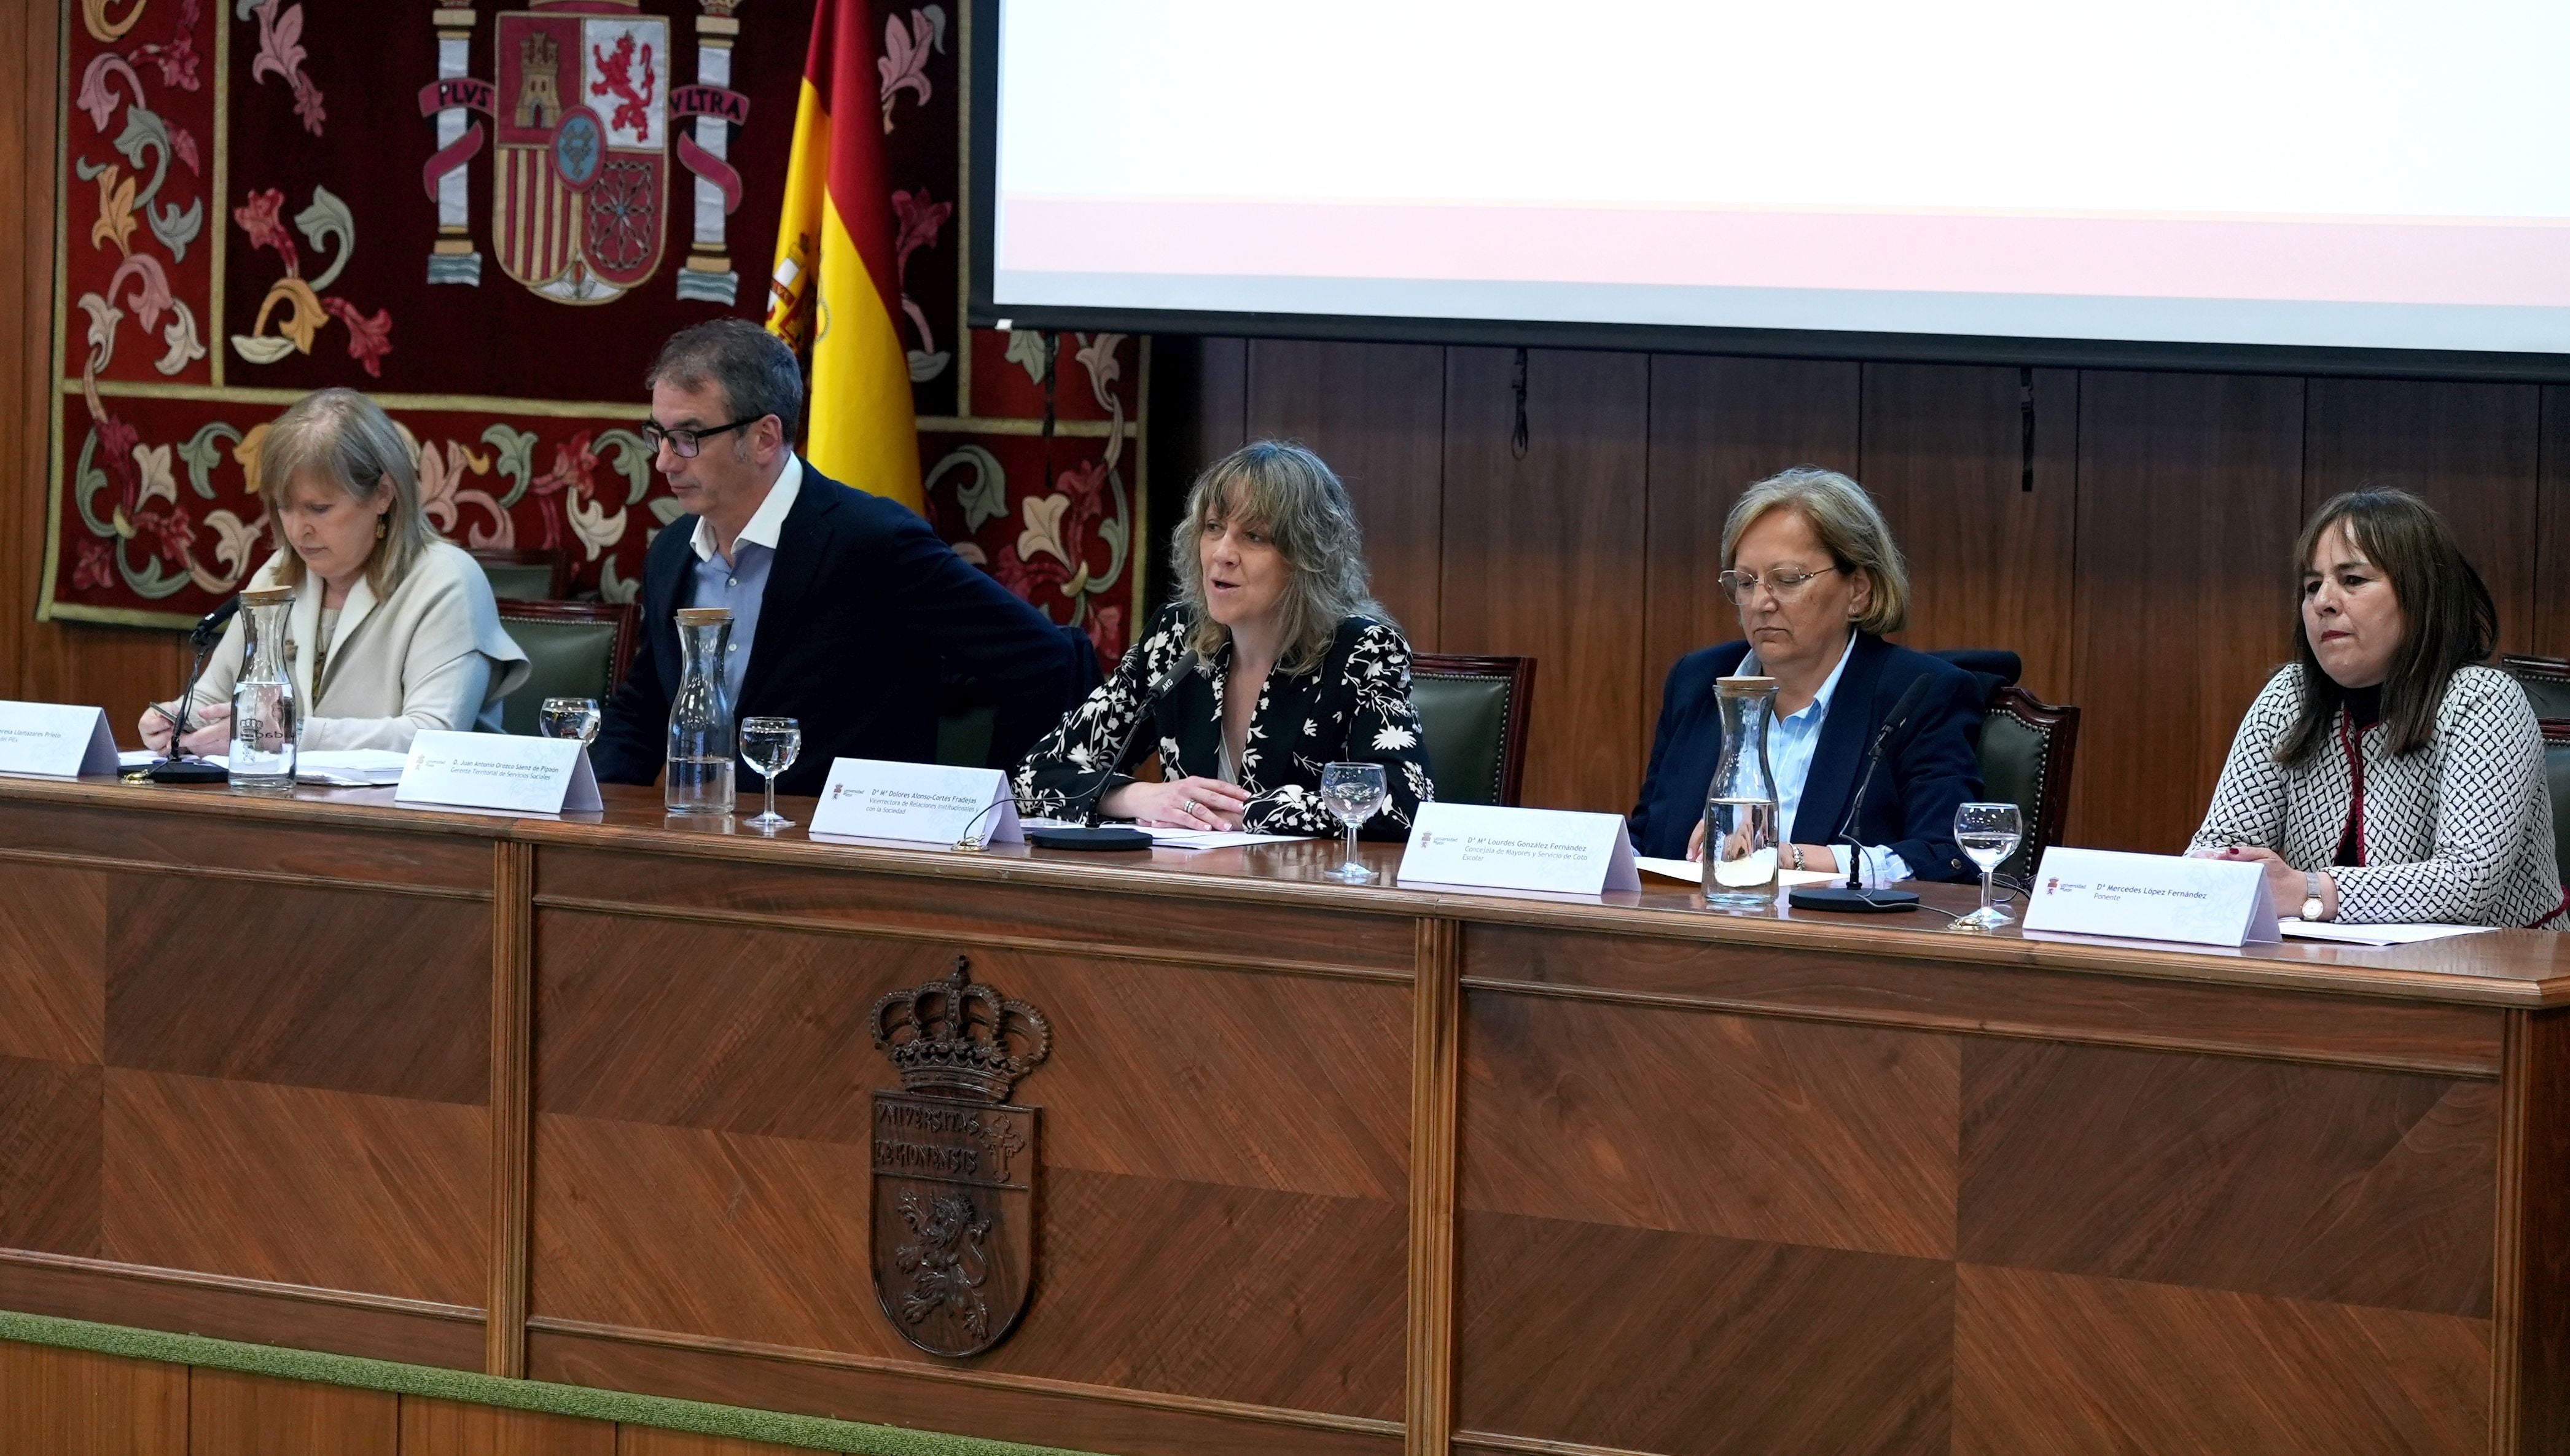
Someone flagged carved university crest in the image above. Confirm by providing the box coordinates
[869,956,1050,1357]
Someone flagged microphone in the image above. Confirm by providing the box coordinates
[1789,674,1935,914]
[1025,656,1199,852]
[145,598,241,784]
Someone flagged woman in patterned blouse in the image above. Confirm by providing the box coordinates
[2190,488,2563,927]
[1013,441,1435,838]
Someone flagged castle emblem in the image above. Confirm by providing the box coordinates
[867,956,1050,1358]
[416,1,754,305]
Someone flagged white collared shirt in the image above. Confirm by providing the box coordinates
[684,455,803,706]
[1742,631,1914,886]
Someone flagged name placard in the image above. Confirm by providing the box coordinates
[810,758,1023,845]
[395,730,602,814]
[0,701,119,778]
[2021,846,2279,948]
[1397,803,1641,895]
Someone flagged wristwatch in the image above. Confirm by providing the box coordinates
[2302,870,2327,922]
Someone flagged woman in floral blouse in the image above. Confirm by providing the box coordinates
[1014,440,1435,838]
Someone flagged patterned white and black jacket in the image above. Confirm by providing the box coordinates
[1012,603,1436,838]
[2188,663,2564,927]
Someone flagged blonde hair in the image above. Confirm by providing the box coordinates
[1720,466,1911,636]
[258,388,434,599]
[1168,441,1386,674]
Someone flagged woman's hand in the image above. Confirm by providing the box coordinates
[1683,818,1841,875]
[2211,844,2318,916]
[138,703,176,754]
[173,703,232,758]
[1100,776,1254,831]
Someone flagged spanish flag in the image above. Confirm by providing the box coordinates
[767,0,923,511]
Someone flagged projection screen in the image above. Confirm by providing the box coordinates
[975,1,2570,373]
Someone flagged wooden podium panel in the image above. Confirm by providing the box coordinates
[2,776,2568,1455]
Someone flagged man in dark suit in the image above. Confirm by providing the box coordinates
[592,319,1076,797]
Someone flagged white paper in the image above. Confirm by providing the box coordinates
[1636,854,1838,888]
[1397,803,1641,894]
[395,730,601,814]
[293,749,410,786]
[2021,846,2279,948]
[810,758,1023,845]
[1139,827,1310,851]
[0,702,119,778]
[2279,919,2496,946]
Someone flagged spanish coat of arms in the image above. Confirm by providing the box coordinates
[868,956,1049,1358]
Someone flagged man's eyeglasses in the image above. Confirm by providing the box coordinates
[641,416,765,459]
[1718,565,1838,604]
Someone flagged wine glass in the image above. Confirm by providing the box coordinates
[538,696,601,744]
[738,716,802,833]
[1319,761,1389,884]
[1950,801,2024,933]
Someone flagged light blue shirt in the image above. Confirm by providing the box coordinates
[684,456,802,709]
[1744,632,1913,887]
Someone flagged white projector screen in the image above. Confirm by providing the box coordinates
[980,0,2570,368]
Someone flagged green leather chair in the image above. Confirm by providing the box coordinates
[2544,721,2570,887]
[496,600,638,736]
[472,548,568,601]
[2503,655,2570,721]
[936,706,997,769]
[1976,685,2080,882]
[1412,653,1536,807]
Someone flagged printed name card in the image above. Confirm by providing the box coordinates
[0,701,119,778]
[2020,846,2279,948]
[1397,802,1641,895]
[810,758,1023,845]
[395,730,602,814]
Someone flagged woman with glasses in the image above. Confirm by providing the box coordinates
[139,387,529,755]
[2188,489,2561,927]
[1629,467,1986,882]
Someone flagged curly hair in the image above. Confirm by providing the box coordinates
[1168,440,1388,674]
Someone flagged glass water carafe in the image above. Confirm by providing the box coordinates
[666,605,736,815]
[228,586,299,795]
[1701,674,1781,908]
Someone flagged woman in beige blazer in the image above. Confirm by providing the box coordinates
[140,388,529,755]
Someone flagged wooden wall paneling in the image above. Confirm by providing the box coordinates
[399,1396,614,1456]
[2302,378,2541,655]
[0,1056,101,1254]
[1144,337,1249,612]
[0,0,53,707]
[1441,348,1649,813]
[1244,341,1448,645]
[613,1428,835,1456]
[487,844,533,1379]
[1862,365,2080,703]
[0,1341,187,1456]
[2497,1009,2570,1455]
[1642,356,1862,767]
[2070,370,2305,852]
[187,1368,397,1456]
[2533,389,2570,660]
[1404,918,1460,1456]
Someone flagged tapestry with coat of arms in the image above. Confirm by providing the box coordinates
[42,0,1144,669]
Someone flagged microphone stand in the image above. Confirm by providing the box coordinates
[1789,677,1933,913]
[145,602,237,785]
[1025,660,1194,852]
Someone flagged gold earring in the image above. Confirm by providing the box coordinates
[375,515,388,540]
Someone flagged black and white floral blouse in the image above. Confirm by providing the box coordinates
[1014,603,1436,838]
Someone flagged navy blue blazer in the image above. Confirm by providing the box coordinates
[1629,633,1986,880]
[592,461,1077,797]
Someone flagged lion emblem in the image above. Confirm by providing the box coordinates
[894,1190,991,1340]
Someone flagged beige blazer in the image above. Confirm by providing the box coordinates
[174,540,531,751]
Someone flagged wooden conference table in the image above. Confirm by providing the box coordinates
[2,774,2568,1456]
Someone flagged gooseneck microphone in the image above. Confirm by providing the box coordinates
[1789,674,1935,913]
[146,597,241,785]
[1025,656,1199,852]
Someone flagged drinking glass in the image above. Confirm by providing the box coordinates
[539,696,601,744]
[1318,761,1389,884]
[739,716,802,833]
[1950,801,2025,932]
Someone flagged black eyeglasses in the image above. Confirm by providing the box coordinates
[641,416,765,459]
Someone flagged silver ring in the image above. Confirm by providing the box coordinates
[1184,798,1201,817]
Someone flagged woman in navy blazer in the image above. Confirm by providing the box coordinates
[1630,468,1985,882]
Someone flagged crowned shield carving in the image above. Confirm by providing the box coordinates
[868,956,1049,1358]
[491,2,671,303]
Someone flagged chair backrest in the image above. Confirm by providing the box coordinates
[472,548,569,601]
[2504,655,2570,721]
[1412,653,1536,807]
[494,600,638,736]
[1978,685,2080,881]
[936,706,997,769]
[2544,720,2570,887]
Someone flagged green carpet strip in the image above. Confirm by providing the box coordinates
[0,1310,1107,1456]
